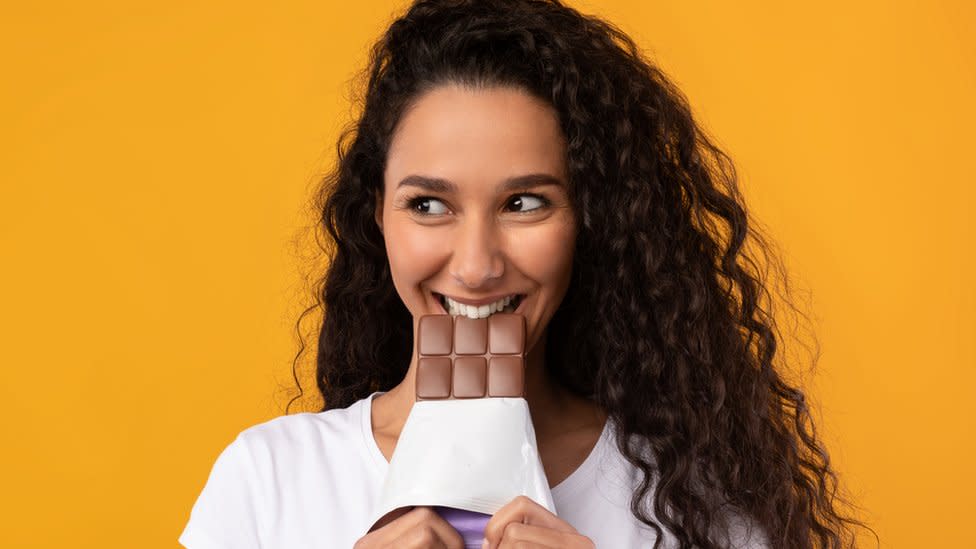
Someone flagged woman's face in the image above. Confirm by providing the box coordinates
[376,84,576,355]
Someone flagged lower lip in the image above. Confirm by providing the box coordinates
[434,293,525,316]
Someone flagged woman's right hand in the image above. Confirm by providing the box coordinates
[353,506,465,549]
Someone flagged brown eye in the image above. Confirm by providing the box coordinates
[507,193,549,213]
[407,197,449,215]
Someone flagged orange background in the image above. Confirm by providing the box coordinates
[1,1,972,547]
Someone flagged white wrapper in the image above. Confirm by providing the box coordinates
[365,397,555,533]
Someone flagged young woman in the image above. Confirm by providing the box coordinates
[180,1,869,547]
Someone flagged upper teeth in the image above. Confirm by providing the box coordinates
[443,294,519,319]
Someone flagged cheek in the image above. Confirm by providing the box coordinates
[510,223,576,288]
[384,222,447,290]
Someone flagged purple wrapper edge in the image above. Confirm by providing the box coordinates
[433,506,491,548]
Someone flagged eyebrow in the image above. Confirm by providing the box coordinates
[395,173,564,193]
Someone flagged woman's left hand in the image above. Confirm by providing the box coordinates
[482,495,595,549]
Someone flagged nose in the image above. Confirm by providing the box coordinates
[449,216,505,289]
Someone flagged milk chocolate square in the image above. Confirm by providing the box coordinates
[415,313,526,401]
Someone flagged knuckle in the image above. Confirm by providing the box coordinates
[352,535,376,549]
[504,522,526,537]
[401,525,436,547]
[416,524,437,543]
[415,507,438,521]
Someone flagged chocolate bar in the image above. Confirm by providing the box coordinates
[415,313,526,400]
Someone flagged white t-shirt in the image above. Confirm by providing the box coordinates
[179,392,769,549]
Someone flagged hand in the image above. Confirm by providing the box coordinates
[354,506,465,549]
[482,495,595,549]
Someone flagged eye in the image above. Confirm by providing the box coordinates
[407,196,450,216]
[507,193,550,213]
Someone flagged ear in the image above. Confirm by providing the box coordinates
[374,190,384,234]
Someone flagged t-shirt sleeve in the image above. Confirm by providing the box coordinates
[179,434,264,549]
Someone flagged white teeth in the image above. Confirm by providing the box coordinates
[441,294,520,318]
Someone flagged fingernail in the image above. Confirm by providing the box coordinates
[481,540,489,549]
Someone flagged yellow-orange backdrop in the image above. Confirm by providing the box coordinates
[1,1,972,547]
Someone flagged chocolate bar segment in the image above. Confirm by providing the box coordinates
[418,315,454,355]
[487,356,523,397]
[416,313,526,401]
[453,357,487,397]
[417,357,452,399]
[488,314,524,355]
[454,316,488,355]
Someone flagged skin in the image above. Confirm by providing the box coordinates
[364,84,604,548]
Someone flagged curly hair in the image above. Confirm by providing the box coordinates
[285,1,874,547]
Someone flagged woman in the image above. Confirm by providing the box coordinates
[180,1,869,547]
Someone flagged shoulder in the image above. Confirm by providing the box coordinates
[230,397,370,463]
[186,396,377,512]
[239,400,364,446]
[180,396,381,548]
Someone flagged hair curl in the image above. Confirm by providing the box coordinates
[285,1,875,547]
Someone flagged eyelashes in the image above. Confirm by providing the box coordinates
[400,193,552,217]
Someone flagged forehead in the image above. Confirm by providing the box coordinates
[384,85,567,192]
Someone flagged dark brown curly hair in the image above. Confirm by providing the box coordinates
[284,1,875,547]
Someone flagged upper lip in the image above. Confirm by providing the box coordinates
[436,292,522,306]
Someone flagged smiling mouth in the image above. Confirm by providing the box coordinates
[433,292,525,318]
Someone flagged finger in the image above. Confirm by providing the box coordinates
[363,506,417,544]
[369,506,414,532]
[358,506,415,547]
[496,522,571,548]
[363,507,446,547]
[484,496,577,548]
[399,507,464,549]
[488,496,574,532]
